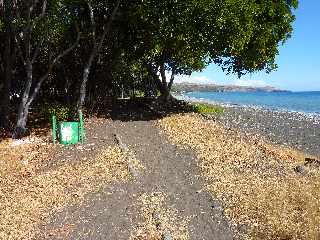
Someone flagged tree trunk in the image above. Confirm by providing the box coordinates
[79,48,96,109]
[146,62,165,98]
[158,62,175,101]
[13,20,80,138]
[13,60,33,138]
[14,106,29,138]
[78,0,121,108]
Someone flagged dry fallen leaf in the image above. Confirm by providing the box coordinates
[0,140,137,240]
[158,113,320,240]
[130,192,190,240]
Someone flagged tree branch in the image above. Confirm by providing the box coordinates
[30,0,48,32]
[159,62,167,86]
[0,62,4,73]
[51,24,80,66]
[40,0,47,18]
[15,35,26,65]
[167,66,176,91]
[26,25,81,107]
[86,0,96,41]
[31,38,44,64]
[97,0,121,53]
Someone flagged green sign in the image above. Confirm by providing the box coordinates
[59,122,79,145]
[52,110,85,145]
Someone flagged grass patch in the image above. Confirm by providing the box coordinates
[159,114,320,239]
[191,103,224,114]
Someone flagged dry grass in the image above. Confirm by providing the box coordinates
[0,137,134,240]
[130,192,190,240]
[158,113,320,240]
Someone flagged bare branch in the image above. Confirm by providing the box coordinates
[30,0,48,32]
[168,66,177,91]
[40,0,47,18]
[51,25,81,66]
[30,0,40,14]
[26,25,81,107]
[0,0,3,14]
[31,38,44,64]
[15,35,26,65]
[97,0,121,52]
[86,0,96,41]
[0,62,4,73]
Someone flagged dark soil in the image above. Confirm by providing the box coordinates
[35,100,235,239]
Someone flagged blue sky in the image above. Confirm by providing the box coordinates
[177,1,320,91]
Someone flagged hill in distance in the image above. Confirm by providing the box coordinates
[172,82,289,93]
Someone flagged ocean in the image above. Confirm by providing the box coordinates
[183,91,320,114]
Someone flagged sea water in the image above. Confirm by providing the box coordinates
[183,91,320,114]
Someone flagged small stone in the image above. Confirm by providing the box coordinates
[211,200,223,210]
[152,212,161,222]
[163,231,172,240]
[128,164,139,178]
[294,165,308,175]
[237,224,249,234]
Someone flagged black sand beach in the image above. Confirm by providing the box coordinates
[214,106,320,157]
[176,95,320,157]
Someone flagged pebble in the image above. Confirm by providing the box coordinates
[212,106,320,157]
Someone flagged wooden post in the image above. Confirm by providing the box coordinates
[52,115,57,144]
[79,110,85,144]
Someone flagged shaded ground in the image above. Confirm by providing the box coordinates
[36,101,234,239]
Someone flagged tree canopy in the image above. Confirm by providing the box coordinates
[0,0,298,136]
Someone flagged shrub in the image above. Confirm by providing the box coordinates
[192,103,224,114]
[41,103,75,122]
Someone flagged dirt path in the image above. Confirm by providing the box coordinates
[38,119,234,239]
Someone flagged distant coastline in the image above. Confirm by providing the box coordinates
[173,89,320,116]
[172,82,289,93]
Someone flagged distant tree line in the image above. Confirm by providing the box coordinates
[0,0,298,137]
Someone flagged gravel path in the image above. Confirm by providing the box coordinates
[37,119,234,239]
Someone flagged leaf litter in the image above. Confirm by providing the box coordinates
[130,192,190,240]
[0,135,141,240]
[158,113,320,239]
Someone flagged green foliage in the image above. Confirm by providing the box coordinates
[192,104,225,114]
[0,0,299,130]
[41,103,75,122]
[0,20,4,32]
[134,90,145,98]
